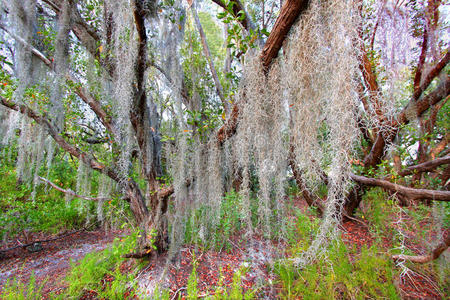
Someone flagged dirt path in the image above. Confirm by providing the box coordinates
[0,229,120,296]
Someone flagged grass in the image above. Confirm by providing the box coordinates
[63,229,141,299]
[275,239,400,299]
[357,187,396,237]
[185,189,244,251]
[0,274,47,300]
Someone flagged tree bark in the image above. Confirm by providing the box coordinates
[394,155,450,178]
[364,75,450,168]
[392,235,450,263]
[261,0,309,69]
[128,0,167,255]
[349,173,450,201]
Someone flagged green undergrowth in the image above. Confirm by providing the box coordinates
[62,229,142,299]
[0,274,47,300]
[0,153,130,242]
[276,240,399,299]
[357,187,396,237]
[0,165,84,241]
[274,186,450,299]
[185,189,246,251]
[274,196,400,299]
[152,256,256,300]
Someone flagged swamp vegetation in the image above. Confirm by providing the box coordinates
[0,0,449,298]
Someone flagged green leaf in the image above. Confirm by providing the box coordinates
[217,12,227,19]
[261,28,270,37]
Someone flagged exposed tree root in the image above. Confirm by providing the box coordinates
[392,235,450,263]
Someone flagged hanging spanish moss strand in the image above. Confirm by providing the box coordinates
[9,0,36,103]
[30,126,46,203]
[168,83,189,261]
[109,0,138,182]
[232,52,290,239]
[191,141,207,242]
[76,160,92,224]
[267,60,289,239]
[168,130,189,260]
[16,116,33,183]
[163,0,190,261]
[16,114,48,187]
[250,58,274,237]
[105,181,119,231]
[97,173,112,225]
[44,138,56,193]
[9,1,43,187]
[0,107,11,162]
[234,86,253,236]
[206,138,223,242]
[7,0,48,192]
[221,137,233,192]
[1,110,19,146]
[49,0,71,131]
[284,0,360,266]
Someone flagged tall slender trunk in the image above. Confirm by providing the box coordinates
[190,4,229,114]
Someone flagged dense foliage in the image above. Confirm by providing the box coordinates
[0,0,448,298]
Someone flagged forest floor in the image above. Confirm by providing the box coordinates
[0,200,446,299]
[0,229,121,297]
[341,221,444,299]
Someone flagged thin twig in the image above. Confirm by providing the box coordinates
[170,287,186,300]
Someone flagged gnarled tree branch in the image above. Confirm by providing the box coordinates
[261,0,309,69]
[364,75,450,168]
[0,96,121,183]
[413,51,450,101]
[395,155,450,177]
[0,23,117,137]
[349,173,450,201]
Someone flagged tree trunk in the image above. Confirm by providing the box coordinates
[261,0,309,69]
[125,180,170,257]
[343,184,364,217]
